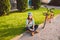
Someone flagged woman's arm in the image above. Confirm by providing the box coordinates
[32,20,35,29]
[26,20,28,27]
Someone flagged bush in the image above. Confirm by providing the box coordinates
[0,0,11,16]
[17,0,27,12]
[32,0,41,9]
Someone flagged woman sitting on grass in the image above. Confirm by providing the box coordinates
[26,12,38,36]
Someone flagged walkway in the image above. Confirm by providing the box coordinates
[11,15,60,40]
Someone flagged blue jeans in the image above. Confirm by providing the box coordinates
[26,25,38,32]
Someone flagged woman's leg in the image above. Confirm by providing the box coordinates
[26,27,34,32]
[26,27,31,32]
[30,26,35,36]
[34,25,38,31]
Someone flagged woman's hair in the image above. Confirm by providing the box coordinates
[27,15,33,21]
[27,15,33,24]
[27,12,33,21]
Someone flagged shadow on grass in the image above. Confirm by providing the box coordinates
[8,9,33,14]
[0,9,34,17]
[0,25,26,40]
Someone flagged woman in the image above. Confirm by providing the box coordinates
[26,12,38,36]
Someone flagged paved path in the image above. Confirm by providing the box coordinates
[19,15,60,40]
[41,5,60,9]
[46,5,60,9]
[11,15,60,40]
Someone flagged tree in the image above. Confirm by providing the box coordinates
[17,0,27,12]
[0,0,11,16]
[32,0,41,9]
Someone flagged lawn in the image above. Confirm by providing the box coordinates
[0,8,60,40]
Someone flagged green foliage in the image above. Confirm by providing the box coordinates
[0,0,11,16]
[32,0,41,9]
[17,0,27,12]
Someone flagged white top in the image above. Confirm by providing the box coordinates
[26,19,35,27]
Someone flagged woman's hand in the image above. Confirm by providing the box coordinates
[32,25,34,31]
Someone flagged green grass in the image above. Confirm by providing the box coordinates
[0,8,60,40]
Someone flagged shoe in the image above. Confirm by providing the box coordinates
[26,30,30,33]
[35,30,39,33]
[31,32,34,36]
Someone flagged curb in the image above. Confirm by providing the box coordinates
[11,24,44,40]
[11,33,24,40]
[54,14,60,19]
[11,24,43,40]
